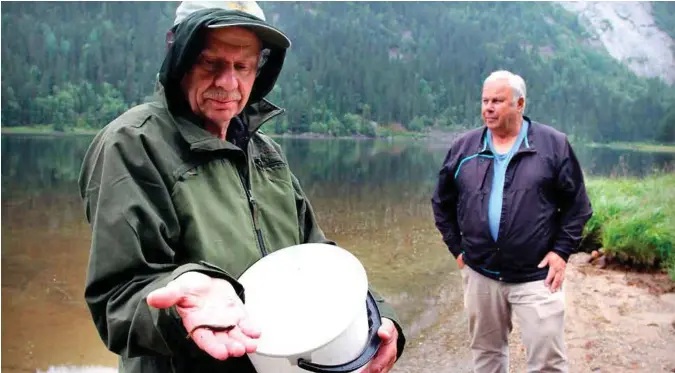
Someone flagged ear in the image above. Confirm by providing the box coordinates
[517,96,525,112]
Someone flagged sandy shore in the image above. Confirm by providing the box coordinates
[507,253,675,372]
[394,252,675,373]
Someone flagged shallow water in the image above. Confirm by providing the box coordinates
[2,134,672,372]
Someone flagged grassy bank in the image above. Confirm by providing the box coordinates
[587,141,675,154]
[1,125,99,136]
[2,125,429,140]
[583,173,675,281]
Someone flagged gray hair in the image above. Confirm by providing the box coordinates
[484,70,527,112]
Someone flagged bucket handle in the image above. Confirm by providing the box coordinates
[297,291,382,373]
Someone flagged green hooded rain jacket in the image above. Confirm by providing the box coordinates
[78,8,405,373]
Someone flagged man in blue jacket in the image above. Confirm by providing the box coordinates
[431,70,592,373]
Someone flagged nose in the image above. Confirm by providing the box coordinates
[214,66,238,91]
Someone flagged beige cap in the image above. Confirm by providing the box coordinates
[173,1,291,48]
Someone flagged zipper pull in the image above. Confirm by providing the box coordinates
[249,194,259,226]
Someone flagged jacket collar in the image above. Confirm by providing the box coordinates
[477,115,536,155]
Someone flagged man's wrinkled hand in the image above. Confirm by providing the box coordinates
[362,318,398,373]
[146,271,260,360]
[538,251,566,293]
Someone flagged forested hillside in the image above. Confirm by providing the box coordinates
[2,2,674,142]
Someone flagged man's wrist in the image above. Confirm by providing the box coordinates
[551,249,571,262]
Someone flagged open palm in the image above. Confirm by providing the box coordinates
[147,271,261,360]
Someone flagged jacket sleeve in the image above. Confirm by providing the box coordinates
[78,126,244,359]
[431,147,463,258]
[551,138,593,261]
[290,173,407,361]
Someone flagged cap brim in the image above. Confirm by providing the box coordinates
[207,22,291,49]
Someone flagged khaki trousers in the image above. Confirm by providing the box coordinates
[460,265,568,373]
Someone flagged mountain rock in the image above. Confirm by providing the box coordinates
[559,1,675,85]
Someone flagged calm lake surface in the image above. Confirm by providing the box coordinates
[2,133,673,372]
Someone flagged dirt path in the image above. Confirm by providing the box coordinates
[394,253,675,373]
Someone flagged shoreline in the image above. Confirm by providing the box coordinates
[0,127,430,141]
[1,128,100,137]
[3,127,674,153]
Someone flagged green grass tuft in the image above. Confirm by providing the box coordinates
[583,174,675,281]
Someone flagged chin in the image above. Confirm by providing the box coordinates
[205,110,236,123]
[208,117,235,128]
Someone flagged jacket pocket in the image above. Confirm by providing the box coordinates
[253,154,292,186]
[457,194,467,224]
[457,191,487,239]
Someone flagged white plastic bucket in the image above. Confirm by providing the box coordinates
[238,243,381,373]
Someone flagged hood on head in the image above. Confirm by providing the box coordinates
[159,7,288,116]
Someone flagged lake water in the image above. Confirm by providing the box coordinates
[2,134,673,372]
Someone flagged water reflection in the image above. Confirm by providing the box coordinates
[572,145,675,177]
[2,135,672,195]
[1,134,673,372]
[1,135,93,198]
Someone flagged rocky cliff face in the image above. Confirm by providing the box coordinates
[559,1,675,85]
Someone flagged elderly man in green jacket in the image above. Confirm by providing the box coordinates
[78,1,405,372]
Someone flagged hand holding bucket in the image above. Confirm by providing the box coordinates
[239,243,389,373]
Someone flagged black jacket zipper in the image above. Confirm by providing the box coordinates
[235,160,268,257]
